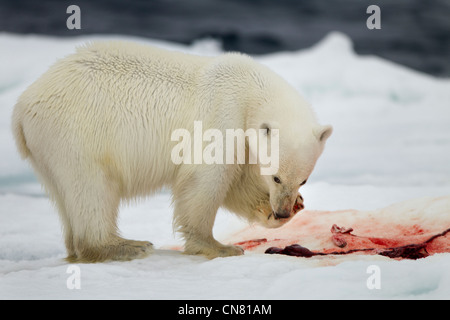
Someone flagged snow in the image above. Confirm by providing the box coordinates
[0,32,449,300]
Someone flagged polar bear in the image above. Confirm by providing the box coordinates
[12,41,332,262]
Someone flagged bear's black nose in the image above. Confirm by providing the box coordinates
[274,209,290,219]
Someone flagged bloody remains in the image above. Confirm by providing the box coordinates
[264,225,450,260]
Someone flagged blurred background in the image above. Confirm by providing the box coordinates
[1,0,449,77]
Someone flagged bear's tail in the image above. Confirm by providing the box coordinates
[11,103,31,159]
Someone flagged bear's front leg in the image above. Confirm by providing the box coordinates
[183,233,244,259]
[172,166,244,259]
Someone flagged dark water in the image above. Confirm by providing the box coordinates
[1,0,449,77]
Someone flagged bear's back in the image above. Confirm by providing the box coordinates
[71,41,209,85]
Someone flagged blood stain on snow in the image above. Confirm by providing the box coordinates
[262,226,450,260]
[234,238,268,250]
[229,203,450,261]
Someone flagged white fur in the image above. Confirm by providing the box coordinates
[12,41,331,262]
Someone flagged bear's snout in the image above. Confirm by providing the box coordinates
[273,193,304,220]
[273,193,301,220]
[274,209,291,220]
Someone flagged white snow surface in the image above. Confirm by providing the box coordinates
[0,32,449,299]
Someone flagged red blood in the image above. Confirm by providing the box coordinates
[378,244,429,259]
[265,244,314,258]
[332,234,347,248]
[292,194,304,214]
[331,224,353,234]
[263,227,450,260]
[330,224,353,248]
[265,247,284,254]
[368,237,402,247]
[281,244,315,257]
[234,238,267,250]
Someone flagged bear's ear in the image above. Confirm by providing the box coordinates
[313,125,333,142]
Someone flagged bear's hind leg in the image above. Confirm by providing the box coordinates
[28,158,77,260]
[62,168,153,263]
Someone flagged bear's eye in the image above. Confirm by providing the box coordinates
[300,179,307,186]
[273,176,281,184]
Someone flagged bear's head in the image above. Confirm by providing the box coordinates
[246,83,332,228]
